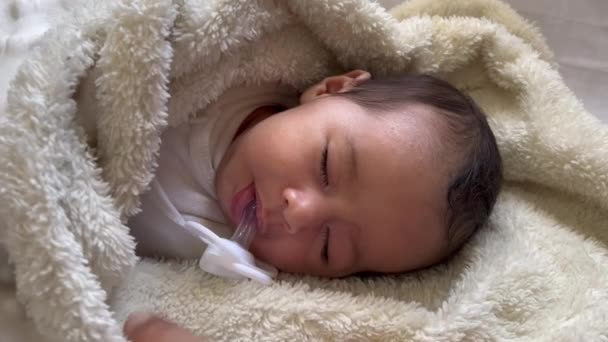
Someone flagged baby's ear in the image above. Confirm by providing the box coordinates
[300,70,371,103]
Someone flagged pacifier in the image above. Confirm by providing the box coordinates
[183,199,277,285]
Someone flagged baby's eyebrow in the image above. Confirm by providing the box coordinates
[345,134,359,184]
[344,133,362,270]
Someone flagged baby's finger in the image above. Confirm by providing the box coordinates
[124,312,205,342]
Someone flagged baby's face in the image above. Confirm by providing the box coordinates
[215,96,449,277]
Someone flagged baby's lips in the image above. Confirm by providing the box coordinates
[254,191,266,235]
[230,182,255,226]
[231,198,258,248]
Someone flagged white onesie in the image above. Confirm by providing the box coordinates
[128,84,299,259]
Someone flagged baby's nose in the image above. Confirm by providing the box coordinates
[282,187,322,235]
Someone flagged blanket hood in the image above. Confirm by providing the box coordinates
[1,0,607,341]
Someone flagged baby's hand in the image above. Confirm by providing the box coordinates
[124,312,206,342]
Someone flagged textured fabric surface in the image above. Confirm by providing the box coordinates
[380,0,608,122]
[504,0,608,122]
[1,0,607,341]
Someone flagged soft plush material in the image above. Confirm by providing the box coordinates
[1,0,607,341]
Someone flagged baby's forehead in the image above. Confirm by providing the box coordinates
[352,103,453,190]
[353,100,446,132]
[396,103,468,167]
[365,101,455,157]
[362,102,459,204]
[310,96,458,185]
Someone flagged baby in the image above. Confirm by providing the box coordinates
[128,70,502,278]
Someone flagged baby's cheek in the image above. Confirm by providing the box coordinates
[250,239,301,272]
[249,240,278,265]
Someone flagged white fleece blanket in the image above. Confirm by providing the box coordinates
[1,0,607,341]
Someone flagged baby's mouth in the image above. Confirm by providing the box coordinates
[229,183,268,248]
[254,189,266,235]
[231,186,264,249]
[230,183,255,226]
[230,198,257,248]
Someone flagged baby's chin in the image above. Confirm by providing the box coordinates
[248,240,267,262]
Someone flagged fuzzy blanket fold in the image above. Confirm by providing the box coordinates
[1,0,607,341]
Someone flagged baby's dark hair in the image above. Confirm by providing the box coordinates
[334,74,502,257]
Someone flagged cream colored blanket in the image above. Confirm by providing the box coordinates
[1,0,607,341]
